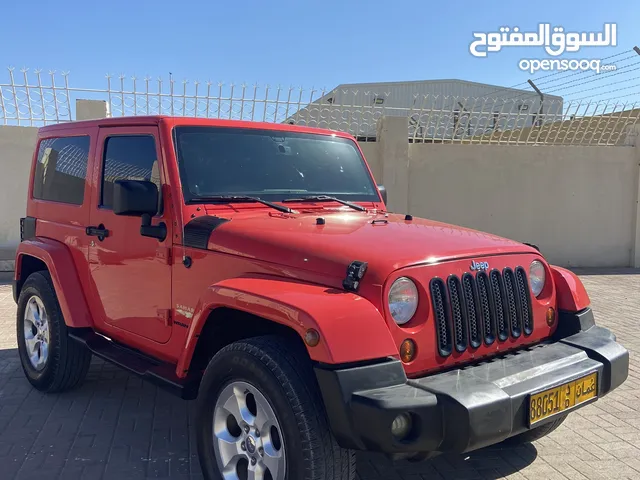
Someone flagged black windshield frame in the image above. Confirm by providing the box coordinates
[172,126,382,204]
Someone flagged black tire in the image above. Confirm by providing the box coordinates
[16,271,92,392]
[502,414,568,446]
[195,335,356,480]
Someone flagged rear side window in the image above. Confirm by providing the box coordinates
[32,136,90,205]
[101,135,160,209]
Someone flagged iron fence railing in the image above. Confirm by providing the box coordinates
[1,67,639,146]
[402,96,640,146]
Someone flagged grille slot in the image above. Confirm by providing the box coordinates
[503,268,522,338]
[447,276,467,352]
[431,266,534,357]
[461,273,482,348]
[430,278,452,356]
[476,272,496,345]
[515,267,534,335]
[490,269,509,341]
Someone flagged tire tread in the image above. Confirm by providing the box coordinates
[203,335,356,480]
[18,271,92,393]
[503,414,567,445]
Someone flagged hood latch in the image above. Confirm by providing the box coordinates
[343,260,368,292]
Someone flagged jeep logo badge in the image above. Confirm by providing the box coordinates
[246,435,257,454]
[470,260,489,271]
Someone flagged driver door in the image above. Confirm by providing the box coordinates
[86,126,173,343]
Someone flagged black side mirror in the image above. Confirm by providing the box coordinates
[377,185,387,205]
[113,180,166,241]
[113,180,158,216]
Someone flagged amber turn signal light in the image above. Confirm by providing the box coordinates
[400,339,417,363]
[305,328,320,347]
[546,307,556,326]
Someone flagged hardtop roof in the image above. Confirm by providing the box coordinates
[38,115,354,138]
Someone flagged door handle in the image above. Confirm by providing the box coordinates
[86,224,110,241]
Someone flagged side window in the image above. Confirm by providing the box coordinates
[32,136,90,205]
[101,135,160,210]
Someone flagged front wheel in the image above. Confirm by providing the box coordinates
[195,335,356,480]
[502,414,568,446]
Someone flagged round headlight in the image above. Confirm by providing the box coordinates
[388,277,419,325]
[529,260,546,297]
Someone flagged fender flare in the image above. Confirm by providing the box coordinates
[15,238,93,328]
[550,265,591,312]
[176,276,399,376]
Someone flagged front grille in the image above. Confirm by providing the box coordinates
[431,267,534,356]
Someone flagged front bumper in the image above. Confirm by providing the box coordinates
[315,308,628,455]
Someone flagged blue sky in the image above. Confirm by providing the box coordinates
[2,0,638,100]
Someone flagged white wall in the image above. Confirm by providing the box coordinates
[0,126,38,271]
[407,144,638,267]
[359,142,381,181]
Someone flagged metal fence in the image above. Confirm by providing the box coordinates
[406,97,640,146]
[1,67,639,146]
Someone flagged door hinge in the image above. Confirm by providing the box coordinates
[158,308,172,327]
[156,246,172,265]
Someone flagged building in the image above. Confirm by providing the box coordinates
[284,79,564,140]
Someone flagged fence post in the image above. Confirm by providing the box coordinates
[377,116,410,214]
[76,99,110,121]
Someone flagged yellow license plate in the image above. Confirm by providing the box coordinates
[528,371,598,426]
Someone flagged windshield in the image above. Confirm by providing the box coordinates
[173,126,381,203]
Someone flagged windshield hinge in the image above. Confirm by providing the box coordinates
[157,246,172,265]
[159,309,172,327]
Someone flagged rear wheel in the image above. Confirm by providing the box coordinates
[16,271,92,392]
[195,335,356,480]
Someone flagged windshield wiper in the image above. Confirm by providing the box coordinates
[282,195,366,212]
[189,195,293,214]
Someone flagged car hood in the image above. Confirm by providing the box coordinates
[195,209,536,285]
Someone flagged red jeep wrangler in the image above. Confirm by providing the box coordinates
[14,116,628,480]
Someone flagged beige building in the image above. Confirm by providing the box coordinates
[285,79,564,140]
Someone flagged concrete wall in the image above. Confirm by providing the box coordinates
[407,144,637,267]
[359,117,640,268]
[358,142,381,181]
[76,99,110,121]
[0,126,38,271]
[633,130,640,268]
